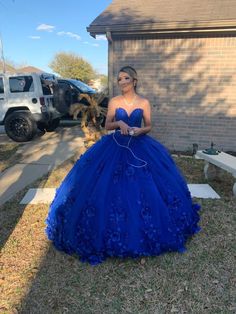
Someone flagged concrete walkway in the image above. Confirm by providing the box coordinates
[19,183,220,205]
[0,127,85,206]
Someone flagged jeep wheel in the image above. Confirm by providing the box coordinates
[5,111,37,142]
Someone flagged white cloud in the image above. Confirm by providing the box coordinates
[37,24,55,32]
[95,35,107,41]
[82,42,99,47]
[57,31,81,40]
[29,36,40,40]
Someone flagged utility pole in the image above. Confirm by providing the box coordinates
[0,34,6,73]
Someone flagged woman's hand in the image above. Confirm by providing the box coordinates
[130,127,143,136]
[118,120,130,135]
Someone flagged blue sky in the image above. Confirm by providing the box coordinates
[0,0,112,74]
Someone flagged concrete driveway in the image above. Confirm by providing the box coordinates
[0,125,86,206]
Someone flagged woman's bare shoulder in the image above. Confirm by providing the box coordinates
[137,95,150,108]
[110,95,123,102]
[108,95,123,107]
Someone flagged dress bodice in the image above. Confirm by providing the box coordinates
[115,107,143,127]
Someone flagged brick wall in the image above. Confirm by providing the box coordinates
[109,34,236,152]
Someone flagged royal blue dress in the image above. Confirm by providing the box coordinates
[45,107,200,265]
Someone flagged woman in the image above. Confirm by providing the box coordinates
[46,66,200,265]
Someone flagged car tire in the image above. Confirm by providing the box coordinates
[37,118,60,132]
[37,122,47,132]
[45,118,60,132]
[53,84,72,114]
[5,111,37,142]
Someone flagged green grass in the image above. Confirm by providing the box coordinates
[0,156,235,314]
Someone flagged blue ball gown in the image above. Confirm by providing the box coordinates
[45,107,201,265]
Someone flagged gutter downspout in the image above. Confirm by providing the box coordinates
[106,31,114,98]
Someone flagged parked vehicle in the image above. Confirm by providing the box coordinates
[56,78,107,109]
[0,72,62,142]
[0,72,108,142]
[55,78,108,125]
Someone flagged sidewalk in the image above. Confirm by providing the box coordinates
[0,127,85,207]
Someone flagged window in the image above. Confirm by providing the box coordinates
[40,74,56,95]
[9,76,34,93]
[0,78,4,94]
[41,79,53,95]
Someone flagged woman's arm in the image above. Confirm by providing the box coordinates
[105,99,120,130]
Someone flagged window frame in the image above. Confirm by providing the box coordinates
[9,75,34,93]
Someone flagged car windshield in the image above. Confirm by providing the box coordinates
[67,79,96,93]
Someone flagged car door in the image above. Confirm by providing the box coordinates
[40,74,59,116]
[53,81,73,114]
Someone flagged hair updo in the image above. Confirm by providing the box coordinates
[118,66,138,90]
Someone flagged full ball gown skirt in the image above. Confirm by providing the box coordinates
[45,108,201,265]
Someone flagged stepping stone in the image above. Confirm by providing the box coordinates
[20,184,220,205]
[20,188,56,204]
[188,184,220,199]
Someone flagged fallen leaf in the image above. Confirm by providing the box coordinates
[171,306,179,313]
[145,289,152,293]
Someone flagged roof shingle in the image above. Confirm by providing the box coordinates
[87,0,236,35]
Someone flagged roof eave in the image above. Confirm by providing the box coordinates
[87,19,236,36]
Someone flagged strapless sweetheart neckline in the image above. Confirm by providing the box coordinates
[116,107,143,118]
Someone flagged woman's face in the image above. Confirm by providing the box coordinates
[118,71,135,93]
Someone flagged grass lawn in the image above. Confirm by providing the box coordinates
[0,153,235,314]
[0,143,23,173]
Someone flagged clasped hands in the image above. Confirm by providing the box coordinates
[118,121,142,136]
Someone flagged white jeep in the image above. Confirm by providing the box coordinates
[0,72,62,142]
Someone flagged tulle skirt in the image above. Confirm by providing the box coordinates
[45,132,200,265]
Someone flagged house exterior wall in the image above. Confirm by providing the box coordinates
[109,34,236,152]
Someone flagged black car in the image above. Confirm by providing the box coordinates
[53,78,108,126]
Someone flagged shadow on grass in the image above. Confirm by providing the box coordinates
[0,127,84,250]
[1,156,235,314]
[0,153,55,251]
[0,143,22,173]
[18,195,236,314]
[17,159,236,313]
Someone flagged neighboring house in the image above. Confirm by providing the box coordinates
[0,64,16,73]
[17,66,43,73]
[88,78,104,91]
[87,0,236,151]
[0,65,43,74]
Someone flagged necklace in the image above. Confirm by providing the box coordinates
[123,95,137,106]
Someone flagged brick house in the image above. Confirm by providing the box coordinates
[87,0,236,152]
